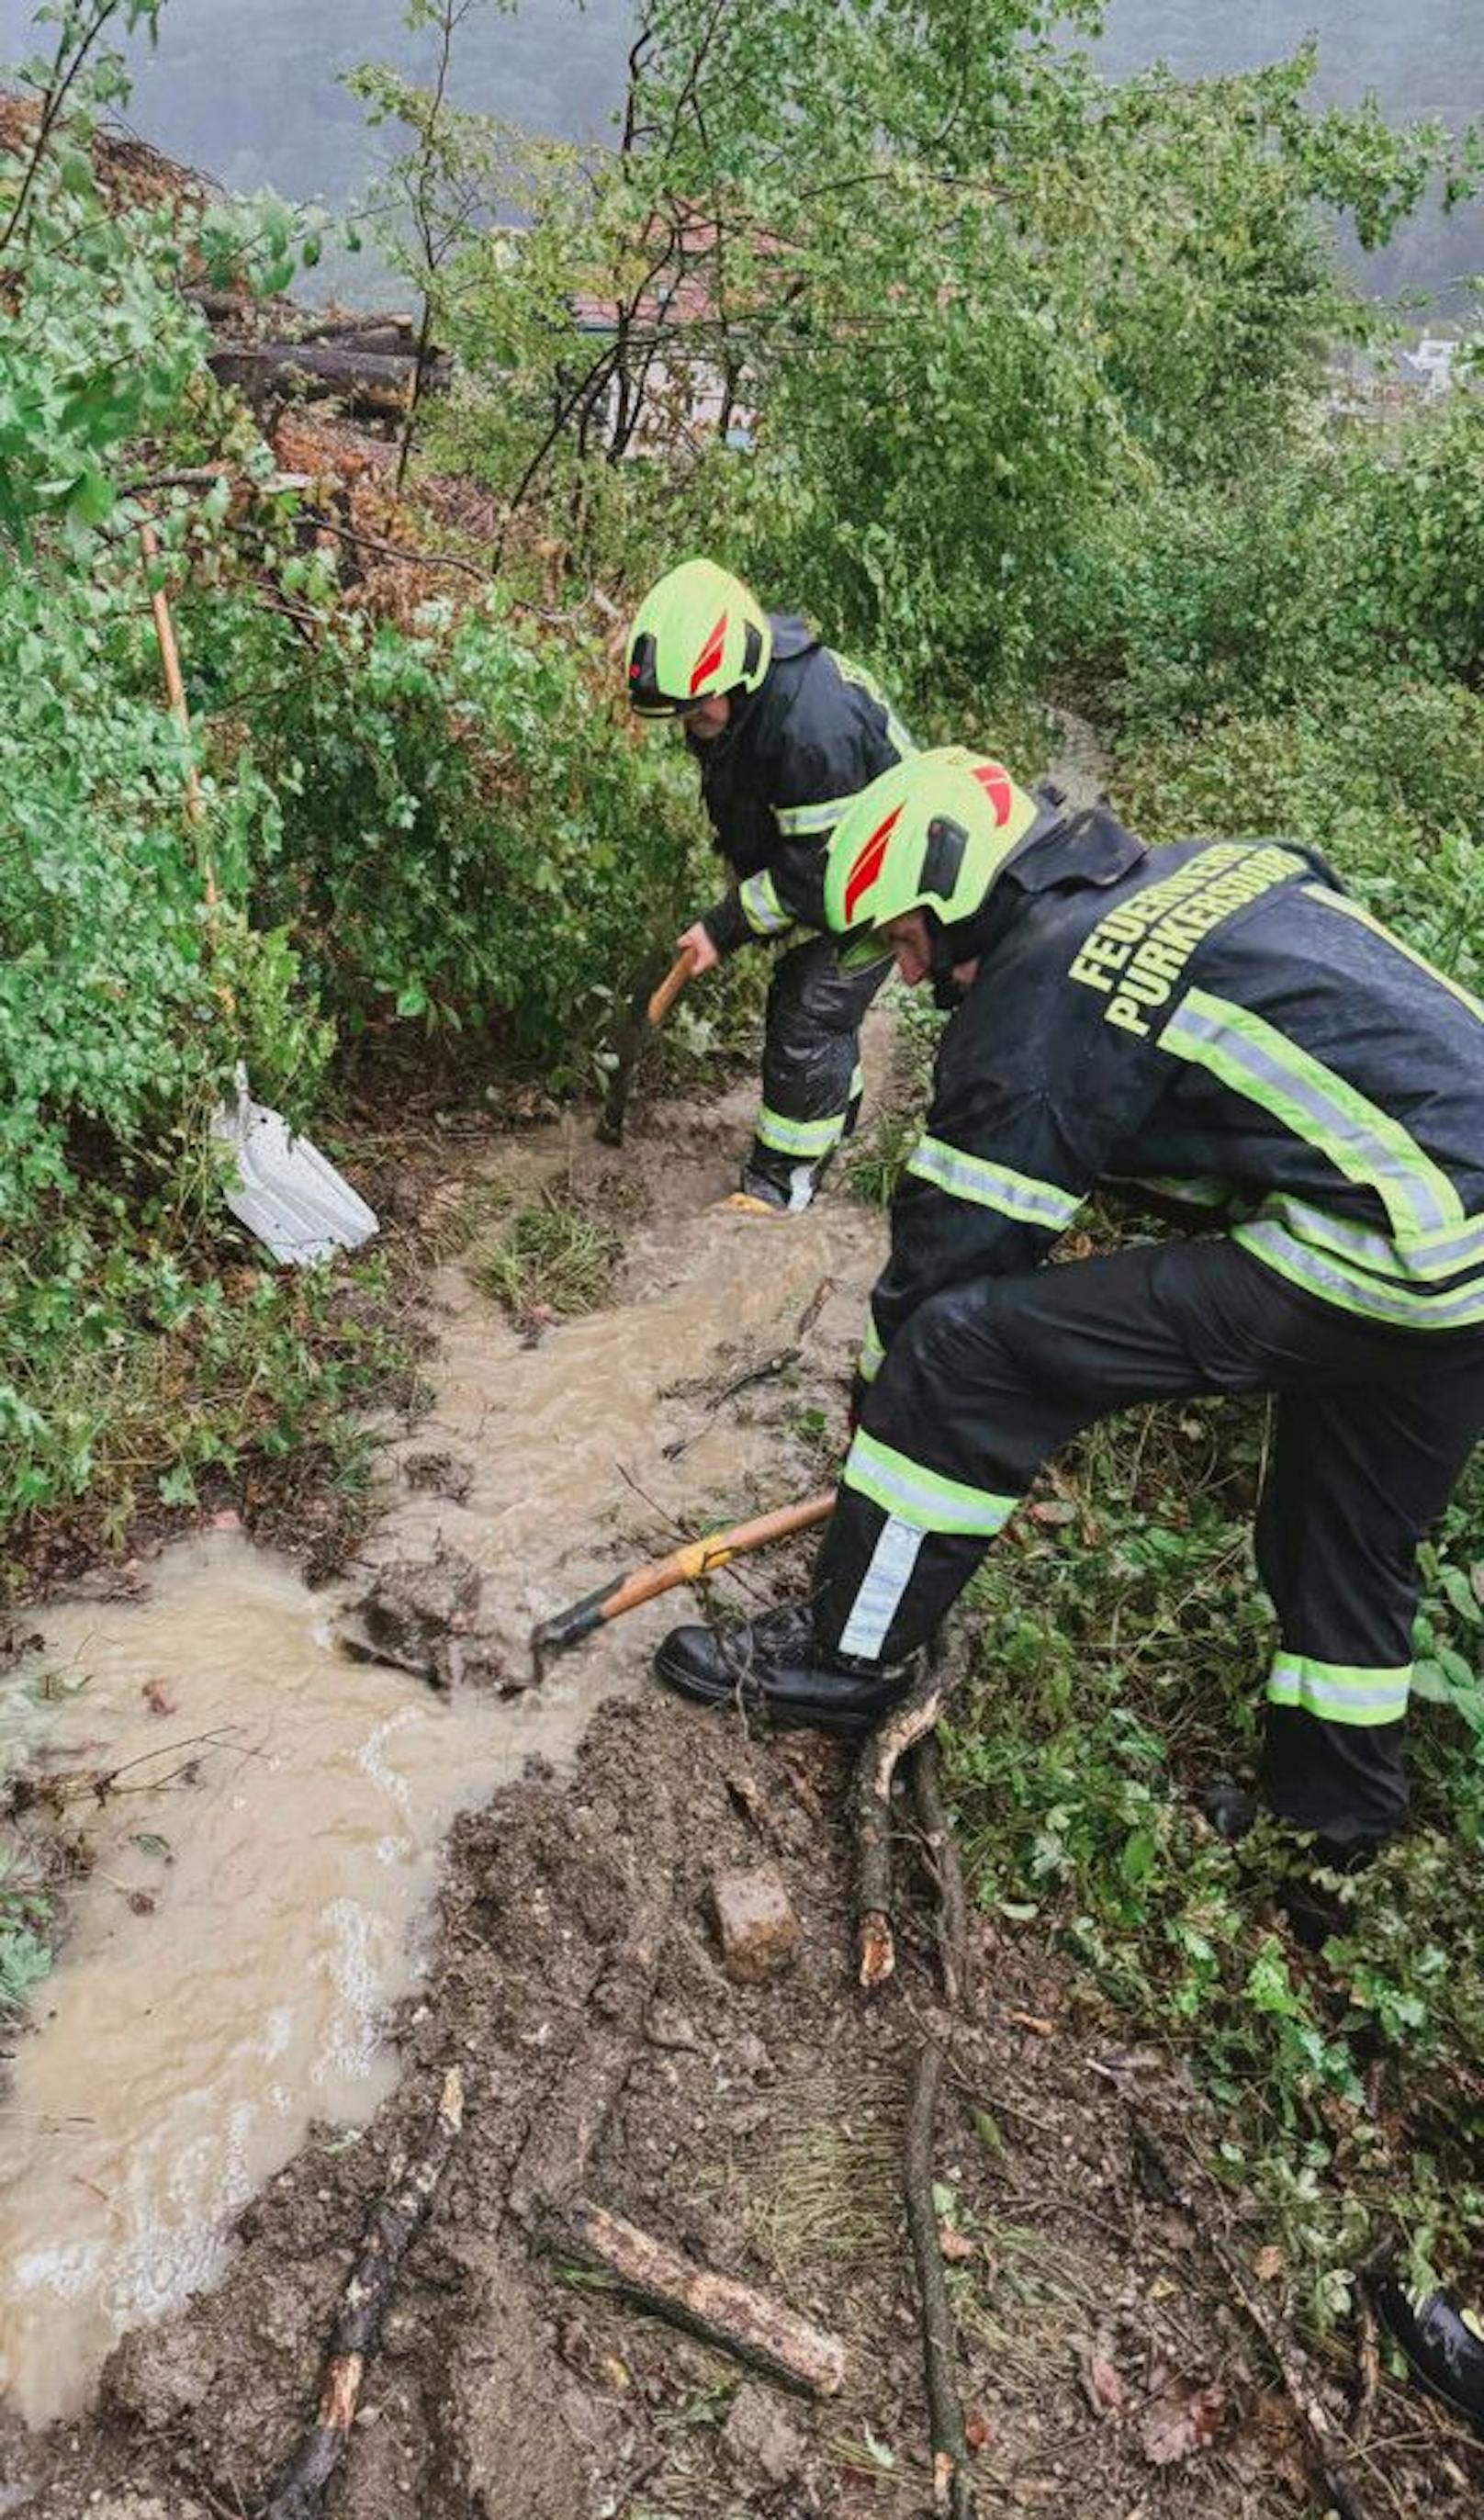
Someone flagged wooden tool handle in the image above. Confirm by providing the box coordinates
[601,1490,836,1621]
[647,947,698,1028]
[530,1491,837,1671]
[141,521,215,899]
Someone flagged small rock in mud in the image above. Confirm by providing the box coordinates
[444,1635,526,1696]
[734,2030,776,2080]
[721,2380,806,2483]
[644,1998,703,2053]
[348,1548,486,1686]
[402,1447,475,1503]
[707,1864,802,1985]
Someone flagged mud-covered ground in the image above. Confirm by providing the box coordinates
[4,732,1476,2519]
[5,1682,1339,2520]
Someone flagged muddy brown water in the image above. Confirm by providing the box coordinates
[0,1090,886,2425]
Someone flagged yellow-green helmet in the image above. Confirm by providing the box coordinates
[824,747,1042,970]
[625,557,772,717]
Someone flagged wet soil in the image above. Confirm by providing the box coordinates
[3,1692,1324,2520]
[5,763,1477,2514]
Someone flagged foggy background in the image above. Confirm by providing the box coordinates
[1,0,1478,310]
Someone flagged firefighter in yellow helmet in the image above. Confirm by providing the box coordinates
[624,557,915,1212]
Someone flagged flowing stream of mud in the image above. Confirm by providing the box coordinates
[0,1092,886,2425]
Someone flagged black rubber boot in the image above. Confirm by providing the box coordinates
[1375,2278,1484,2436]
[1203,1778,1258,1842]
[654,1603,915,1736]
[1201,1783,1387,1948]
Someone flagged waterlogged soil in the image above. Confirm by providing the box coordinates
[3,996,1478,2514]
[0,1068,882,2427]
[7,1684,1422,2520]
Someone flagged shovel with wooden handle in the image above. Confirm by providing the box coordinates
[595,943,698,1145]
[530,1490,836,1681]
[141,523,378,1266]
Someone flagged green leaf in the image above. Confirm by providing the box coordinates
[1120,1826,1157,1884]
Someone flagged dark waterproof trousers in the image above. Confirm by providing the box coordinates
[746,936,893,1208]
[815,1238,1484,1845]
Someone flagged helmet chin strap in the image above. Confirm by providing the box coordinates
[925,912,968,1011]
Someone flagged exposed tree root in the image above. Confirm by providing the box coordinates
[851,1652,955,1988]
[257,2064,463,2520]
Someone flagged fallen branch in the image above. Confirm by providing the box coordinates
[1130,2122,1382,2520]
[301,509,489,583]
[852,1651,955,1989]
[903,1726,979,2518]
[258,2064,463,2520]
[911,1736,971,2015]
[543,2197,847,2397]
[905,2042,977,2518]
[661,1345,802,1459]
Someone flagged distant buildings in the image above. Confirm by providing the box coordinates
[1327,329,1480,421]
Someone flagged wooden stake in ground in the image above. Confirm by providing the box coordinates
[545,2197,848,2397]
[258,2064,463,2520]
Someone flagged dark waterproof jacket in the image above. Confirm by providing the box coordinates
[861,804,1484,1381]
[693,613,912,953]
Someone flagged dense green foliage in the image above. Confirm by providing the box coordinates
[946,1419,1484,2325]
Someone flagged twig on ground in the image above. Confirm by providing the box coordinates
[257,2064,463,2520]
[898,1693,980,2514]
[1356,2286,1382,2446]
[1130,2121,1383,2520]
[661,1345,801,1459]
[541,2197,848,2396]
[794,1275,835,1340]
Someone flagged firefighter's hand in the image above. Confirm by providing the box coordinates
[678,920,719,976]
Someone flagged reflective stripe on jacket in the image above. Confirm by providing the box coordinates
[694,614,913,953]
[863,810,1484,1376]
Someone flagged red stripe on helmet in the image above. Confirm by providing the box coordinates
[689,612,728,695]
[843,804,904,921]
[972,760,1014,827]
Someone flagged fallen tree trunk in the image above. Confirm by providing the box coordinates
[208,341,452,419]
[542,2197,848,2397]
[258,2064,463,2520]
[298,314,422,354]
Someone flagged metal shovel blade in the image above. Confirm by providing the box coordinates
[212,1070,379,1266]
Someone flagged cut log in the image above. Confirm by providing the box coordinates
[258,2064,463,2520]
[543,2197,848,2397]
[208,341,452,419]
